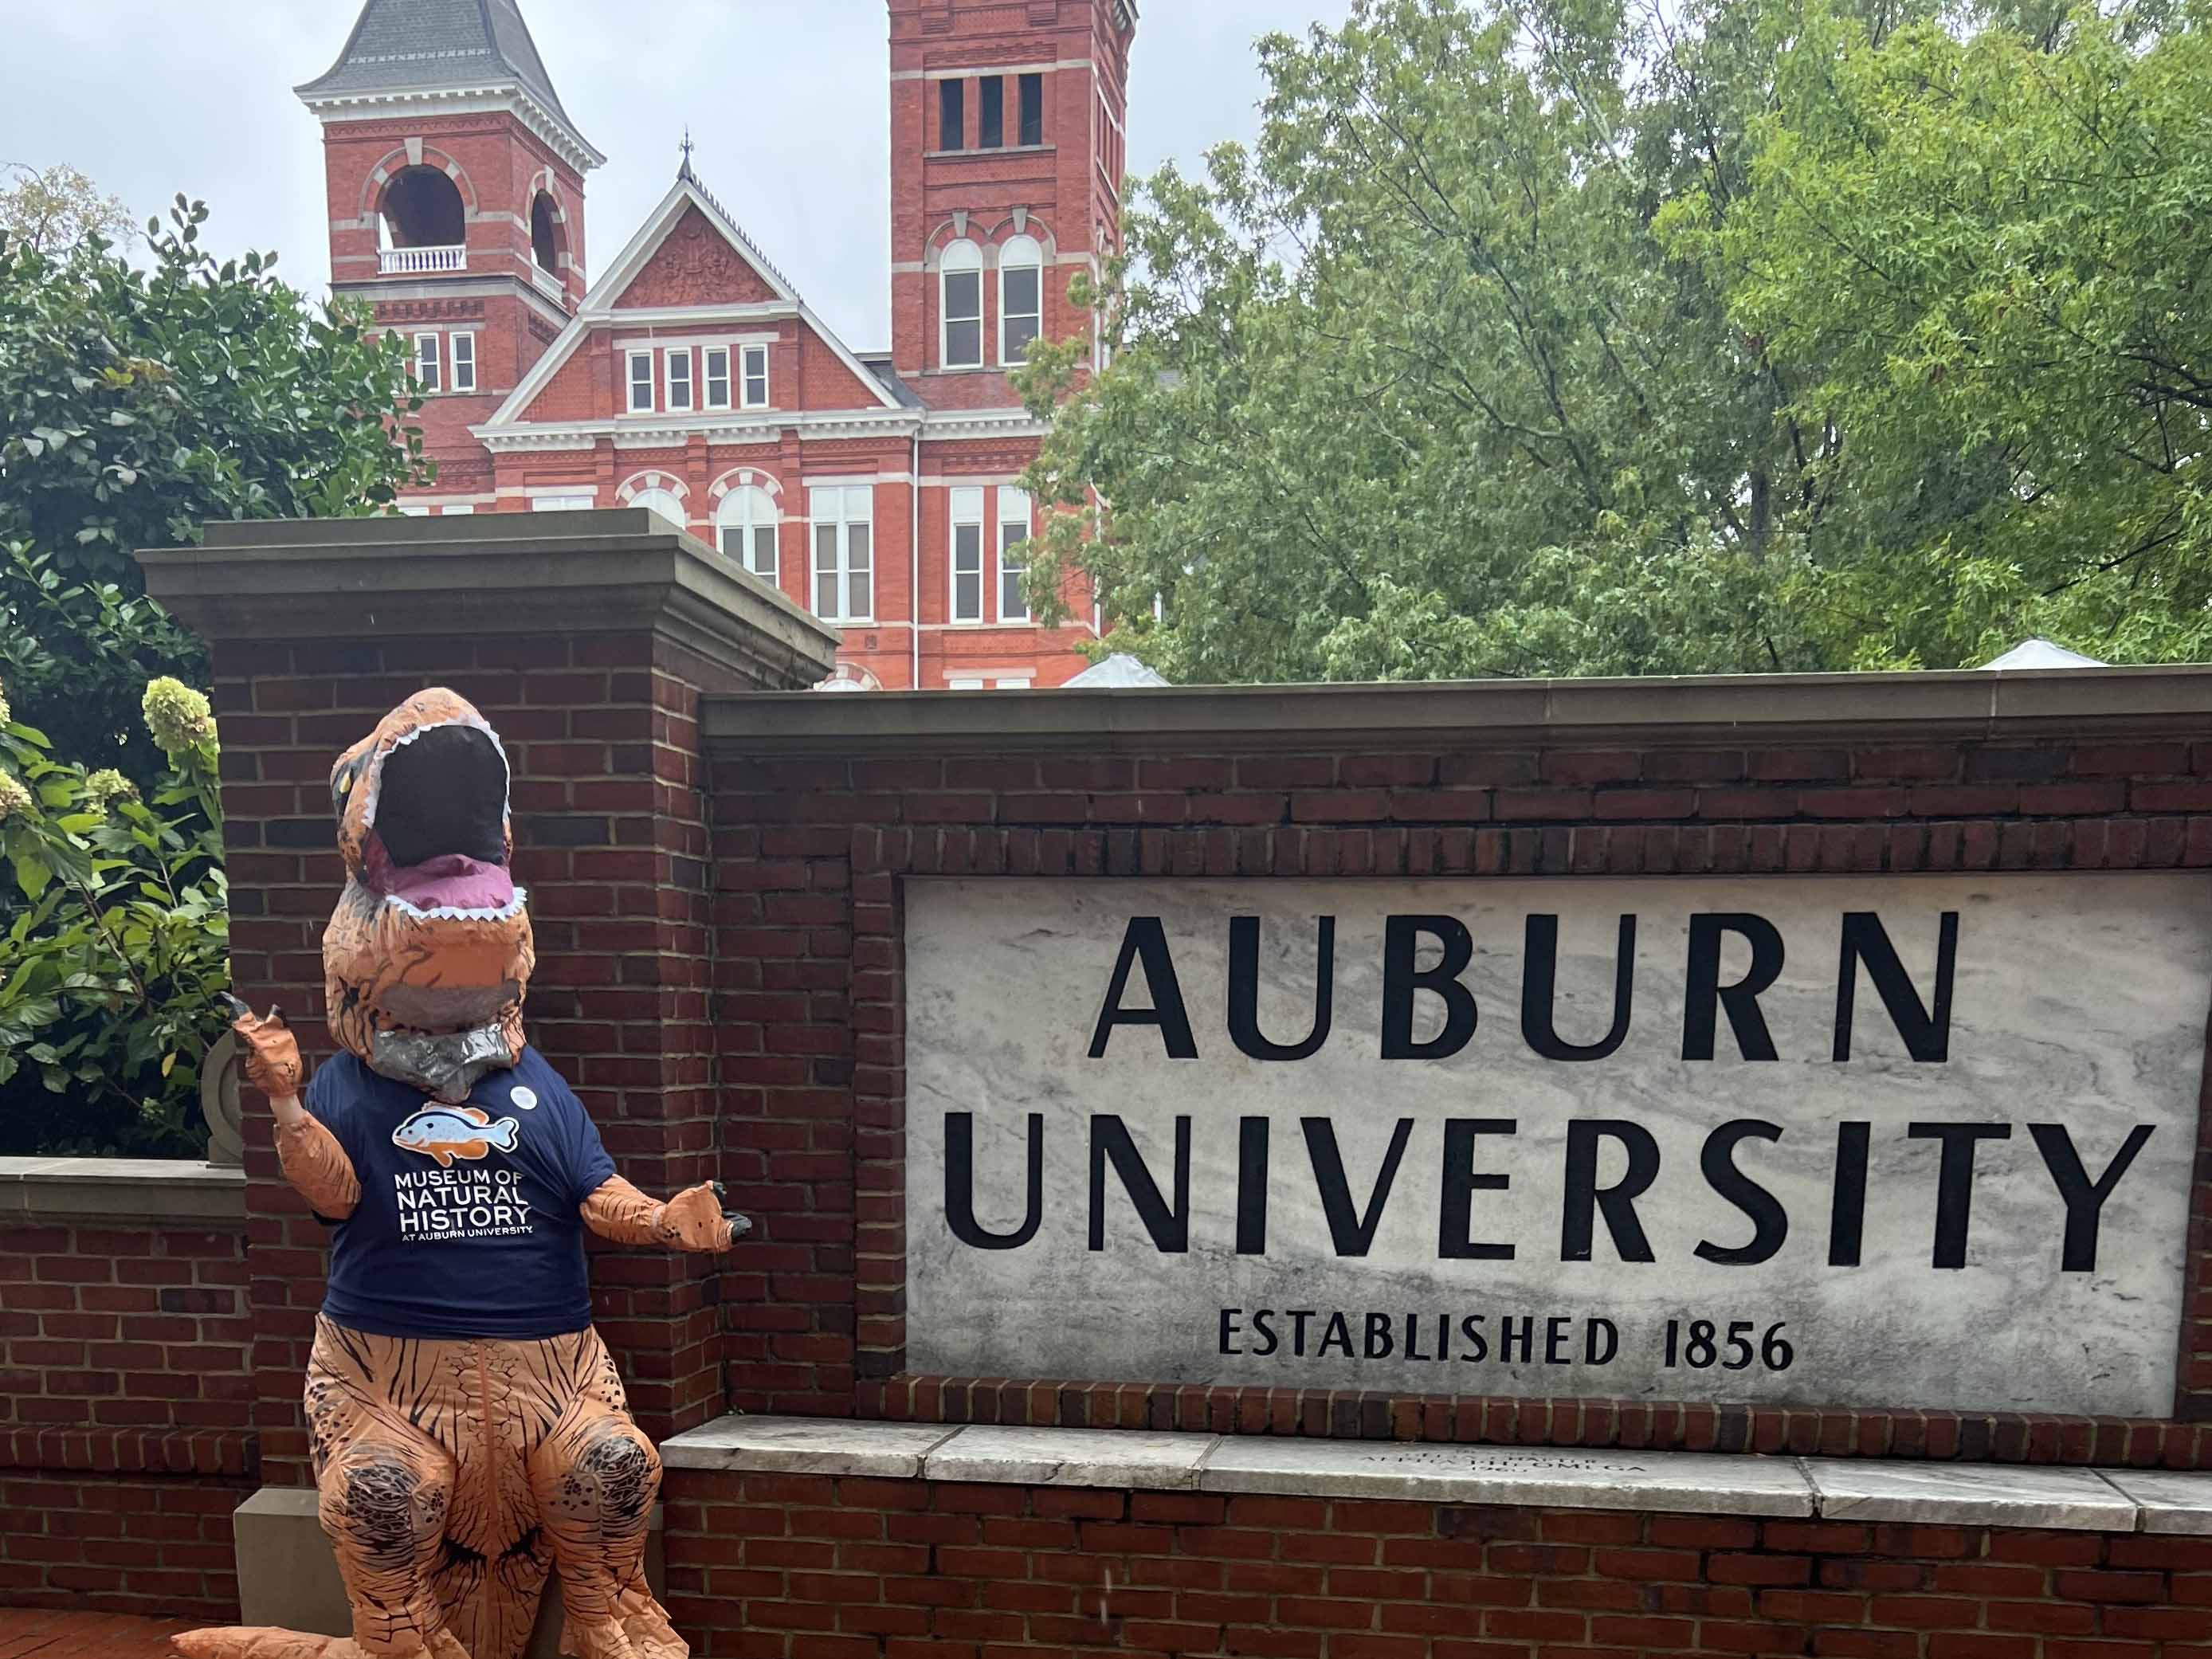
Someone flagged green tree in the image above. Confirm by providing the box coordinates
[0,194,428,778]
[0,190,428,1155]
[1018,0,2206,681]
[0,162,133,254]
[1692,5,2212,666]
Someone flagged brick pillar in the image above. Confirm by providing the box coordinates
[141,511,837,1484]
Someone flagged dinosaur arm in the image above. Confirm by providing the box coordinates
[578,1175,739,1253]
[229,1001,360,1219]
[275,1109,361,1221]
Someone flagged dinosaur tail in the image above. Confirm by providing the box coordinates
[171,1628,359,1659]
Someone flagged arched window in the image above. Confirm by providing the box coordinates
[940,239,983,370]
[998,235,1044,364]
[717,484,779,580]
[531,192,561,274]
[629,488,686,531]
[380,167,465,249]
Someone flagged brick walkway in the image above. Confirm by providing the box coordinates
[0,1613,188,1659]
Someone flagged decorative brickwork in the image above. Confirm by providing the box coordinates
[663,1469,2212,1657]
[702,710,2212,1466]
[614,209,779,309]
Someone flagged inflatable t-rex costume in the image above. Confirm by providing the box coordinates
[178,690,745,1659]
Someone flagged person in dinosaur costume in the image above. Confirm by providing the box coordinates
[175,689,746,1659]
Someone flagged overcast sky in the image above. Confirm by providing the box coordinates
[0,0,1354,349]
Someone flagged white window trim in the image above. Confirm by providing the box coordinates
[940,241,984,371]
[665,346,695,414]
[997,486,1033,623]
[449,330,477,394]
[949,486,986,626]
[740,343,771,410]
[441,504,477,516]
[704,346,732,411]
[531,492,596,512]
[809,484,875,624]
[998,239,1044,367]
[626,348,655,414]
[414,331,441,393]
[947,677,985,690]
[717,484,779,582]
[994,677,1033,690]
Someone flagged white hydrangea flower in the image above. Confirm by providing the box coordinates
[143,677,217,755]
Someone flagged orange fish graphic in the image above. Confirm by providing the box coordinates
[391,1104,521,1167]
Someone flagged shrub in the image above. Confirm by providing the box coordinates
[0,674,227,1156]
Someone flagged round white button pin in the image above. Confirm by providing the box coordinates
[510,1085,539,1110]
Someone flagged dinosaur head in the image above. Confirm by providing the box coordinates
[322,688,533,1101]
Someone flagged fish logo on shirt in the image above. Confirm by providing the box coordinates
[391,1105,521,1167]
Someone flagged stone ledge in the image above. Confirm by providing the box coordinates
[702,662,2212,753]
[138,510,839,690]
[661,1416,2212,1534]
[0,1156,246,1223]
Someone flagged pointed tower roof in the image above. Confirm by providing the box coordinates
[298,0,602,170]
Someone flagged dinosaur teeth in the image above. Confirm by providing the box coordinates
[384,889,528,923]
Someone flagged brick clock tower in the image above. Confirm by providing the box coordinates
[887,0,1139,411]
[297,0,603,514]
[298,0,1138,690]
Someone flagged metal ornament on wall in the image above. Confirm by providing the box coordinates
[200,1028,245,1168]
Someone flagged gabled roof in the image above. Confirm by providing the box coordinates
[484,168,904,428]
[298,0,602,167]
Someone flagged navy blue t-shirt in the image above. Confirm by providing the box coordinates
[305,1048,618,1339]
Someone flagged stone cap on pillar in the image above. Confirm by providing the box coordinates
[138,509,841,691]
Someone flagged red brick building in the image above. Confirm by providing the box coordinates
[296,0,1139,689]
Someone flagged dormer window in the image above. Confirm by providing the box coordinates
[939,79,965,151]
[941,240,983,370]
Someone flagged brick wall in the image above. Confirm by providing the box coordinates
[0,1211,254,1618]
[0,1471,253,1622]
[663,1469,2212,1658]
[703,724,2212,1465]
[0,1218,253,1470]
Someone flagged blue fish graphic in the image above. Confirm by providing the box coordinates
[391,1104,521,1167]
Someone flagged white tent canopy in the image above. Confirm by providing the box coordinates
[1062,653,1171,688]
[1976,638,2107,670]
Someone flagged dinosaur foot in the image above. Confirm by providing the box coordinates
[171,1632,363,1659]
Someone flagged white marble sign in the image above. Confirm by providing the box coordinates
[904,875,2212,1416]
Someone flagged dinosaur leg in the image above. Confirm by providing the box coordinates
[524,1394,678,1659]
[318,1415,468,1659]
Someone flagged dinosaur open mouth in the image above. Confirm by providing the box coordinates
[366,720,524,920]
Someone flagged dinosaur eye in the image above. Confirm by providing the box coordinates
[330,758,366,819]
